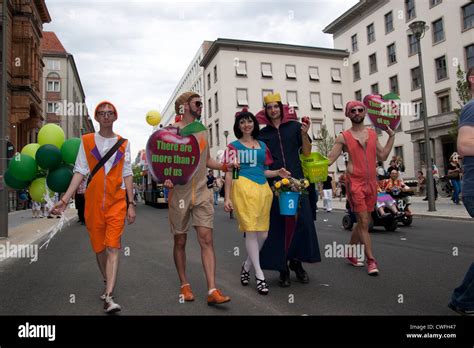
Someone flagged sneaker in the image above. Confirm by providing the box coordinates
[180,284,195,302]
[207,289,231,305]
[100,280,107,300]
[347,256,364,267]
[367,258,379,276]
[104,295,121,314]
[448,303,474,316]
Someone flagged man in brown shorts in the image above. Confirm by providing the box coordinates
[164,91,231,305]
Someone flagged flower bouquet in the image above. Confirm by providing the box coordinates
[272,177,310,216]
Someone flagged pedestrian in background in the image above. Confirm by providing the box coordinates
[447,152,462,205]
[322,175,335,212]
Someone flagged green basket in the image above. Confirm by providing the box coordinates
[299,152,329,183]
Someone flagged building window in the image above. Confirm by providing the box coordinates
[353,62,360,81]
[215,121,220,146]
[355,90,362,101]
[334,122,344,137]
[208,98,212,118]
[214,92,219,113]
[351,34,358,52]
[310,92,322,109]
[236,60,247,76]
[435,55,448,81]
[385,11,394,33]
[432,18,445,44]
[411,66,421,90]
[437,91,451,113]
[466,44,474,69]
[331,68,342,82]
[369,53,377,74]
[395,146,404,161]
[213,65,217,83]
[430,0,442,8]
[367,23,375,44]
[405,0,416,20]
[309,66,320,81]
[413,99,425,119]
[371,83,379,94]
[408,34,419,56]
[311,120,322,140]
[462,3,474,31]
[332,93,343,110]
[237,88,248,106]
[262,89,274,106]
[389,75,399,95]
[46,102,60,114]
[387,43,397,65]
[208,125,213,148]
[285,65,297,79]
[47,60,60,70]
[261,63,272,78]
[47,80,60,92]
[207,73,211,90]
[287,91,298,108]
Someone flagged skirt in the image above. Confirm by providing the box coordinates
[231,176,273,232]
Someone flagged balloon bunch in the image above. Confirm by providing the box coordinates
[4,124,81,202]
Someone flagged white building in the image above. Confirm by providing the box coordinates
[199,38,350,170]
[161,41,213,126]
[42,32,94,137]
[324,0,474,178]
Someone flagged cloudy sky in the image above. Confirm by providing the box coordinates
[44,0,358,159]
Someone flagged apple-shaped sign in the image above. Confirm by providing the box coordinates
[146,126,200,185]
[363,94,401,131]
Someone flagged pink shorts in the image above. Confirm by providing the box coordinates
[347,179,377,213]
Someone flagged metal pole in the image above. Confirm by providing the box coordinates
[0,0,9,237]
[417,38,436,211]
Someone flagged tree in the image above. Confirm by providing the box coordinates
[315,123,335,157]
[132,164,142,184]
[449,65,471,141]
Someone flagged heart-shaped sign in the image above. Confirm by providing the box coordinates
[363,94,401,131]
[146,126,200,185]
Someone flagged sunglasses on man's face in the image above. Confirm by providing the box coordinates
[350,108,365,114]
[191,101,203,108]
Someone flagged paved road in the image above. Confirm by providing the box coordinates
[0,202,472,315]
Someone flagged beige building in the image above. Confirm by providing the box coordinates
[41,32,94,137]
[161,41,212,126]
[324,0,474,178]
[199,38,350,168]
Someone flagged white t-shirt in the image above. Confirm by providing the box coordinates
[74,133,132,189]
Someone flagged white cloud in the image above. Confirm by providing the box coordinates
[44,0,358,158]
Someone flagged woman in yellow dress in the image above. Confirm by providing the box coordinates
[224,109,290,295]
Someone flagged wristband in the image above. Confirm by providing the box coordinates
[222,163,228,172]
[61,197,68,205]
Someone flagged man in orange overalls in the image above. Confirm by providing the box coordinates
[53,101,135,313]
[328,100,395,276]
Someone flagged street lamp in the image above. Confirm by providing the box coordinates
[223,130,229,146]
[408,20,436,211]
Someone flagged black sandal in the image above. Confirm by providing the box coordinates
[240,263,250,286]
[256,277,269,295]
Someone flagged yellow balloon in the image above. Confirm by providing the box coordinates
[146,110,162,126]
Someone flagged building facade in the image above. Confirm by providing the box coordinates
[199,39,350,166]
[42,31,94,137]
[1,0,51,152]
[324,0,474,177]
[161,41,212,126]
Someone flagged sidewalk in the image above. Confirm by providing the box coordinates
[0,207,78,263]
[325,195,472,220]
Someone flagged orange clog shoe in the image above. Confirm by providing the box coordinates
[180,284,195,302]
[207,289,231,305]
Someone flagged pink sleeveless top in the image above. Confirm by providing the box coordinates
[342,128,377,183]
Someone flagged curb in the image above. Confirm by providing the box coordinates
[331,208,472,221]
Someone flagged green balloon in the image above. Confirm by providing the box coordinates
[29,177,52,203]
[38,124,65,149]
[47,164,73,193]
[21,143,41,159]
[8,154,38,181]
[36,144,62,170]
[3,169,30,190]
[61,138,81,165]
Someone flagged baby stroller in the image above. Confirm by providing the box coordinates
[342,199,403,232]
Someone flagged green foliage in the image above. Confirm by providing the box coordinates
[315,123,335,158]
[449,66,471,141]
